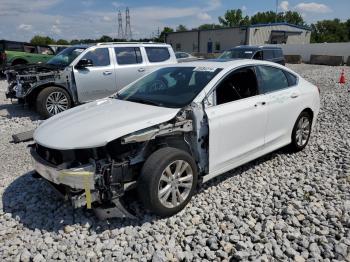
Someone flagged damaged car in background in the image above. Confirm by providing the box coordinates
[30,60,320,218]
[6,43,177,118]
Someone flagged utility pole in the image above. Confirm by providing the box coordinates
[275,0,278,23]
[125,7,132,40]
[117,10,124,39]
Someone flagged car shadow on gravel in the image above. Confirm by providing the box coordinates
[0,103,41,120]
[3,147,290,233]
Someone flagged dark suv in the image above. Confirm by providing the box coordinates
[219,45,285,65]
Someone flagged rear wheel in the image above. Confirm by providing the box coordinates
[138,147,198,217]
[290,111,312,152]
[36,86,71,118]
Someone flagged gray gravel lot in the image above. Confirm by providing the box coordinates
[0,64,350,261]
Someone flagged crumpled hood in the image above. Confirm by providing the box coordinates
[34,98,180,150]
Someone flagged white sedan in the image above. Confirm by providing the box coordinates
[30,60,320,218]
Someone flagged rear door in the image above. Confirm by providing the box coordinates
[205,66,268,173]
[256,65,301,148]
[74,47,117,102]
[114,46,147,89]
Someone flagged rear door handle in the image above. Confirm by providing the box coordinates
[254,101,266,107]
[138,68,145,72]
[291,93,299,98]
[103,71,112,75]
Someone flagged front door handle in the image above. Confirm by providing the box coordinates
[291,93,299,98]
[138,68,145,72]
[254,101,266,107]
[103,71,112,75]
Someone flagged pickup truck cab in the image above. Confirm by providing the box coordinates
[6,42,177,118]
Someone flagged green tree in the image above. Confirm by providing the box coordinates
[218,9,250,27]
[56,39,69,45]
[176,24,188,32]
[30,35,55,45]
[98,35,113,42]
[197,24,222,30]
[283,11,305,26]
[159,27,174,42]
[311,19,349,43]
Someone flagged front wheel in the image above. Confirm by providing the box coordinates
[290,111,312,152]
[36,86,72,118]
[138,147,198,217]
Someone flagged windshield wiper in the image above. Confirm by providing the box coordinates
[127,97,162,107]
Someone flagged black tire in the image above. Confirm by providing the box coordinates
[138,147,198,217]
[289,111,312,152]
[36,86,72,118]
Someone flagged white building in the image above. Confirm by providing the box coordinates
[166,23,311,54]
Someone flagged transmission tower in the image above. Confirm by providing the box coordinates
[117,10,124,39]
[125,7,132,40]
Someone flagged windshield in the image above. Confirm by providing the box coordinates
[219,49,255,59]
[117,66,222,108]
[47,46,86,66]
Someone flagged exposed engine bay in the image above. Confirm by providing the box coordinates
[5,64,76,102]
[30,105,209,219]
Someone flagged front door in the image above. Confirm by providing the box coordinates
[205,66,268,173]
[74,47,117,102]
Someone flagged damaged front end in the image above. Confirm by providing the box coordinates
[5,64,68,101]
[29,106,208,219]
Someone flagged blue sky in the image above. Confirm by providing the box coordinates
[0,0,349,41]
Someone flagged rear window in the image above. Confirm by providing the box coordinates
[23,44,37,54]
[263,50,274,60]
[258,65,289,93]
[145,47,170,62]
[115,47,143,65]
[284,71,298,86]
[6,42,23,52]
[38,46,54,55]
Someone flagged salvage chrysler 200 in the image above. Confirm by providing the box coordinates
[30,60,320,218]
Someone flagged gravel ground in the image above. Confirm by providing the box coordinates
[0,64,350,261]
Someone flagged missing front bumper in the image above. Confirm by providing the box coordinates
[30,148,136,219]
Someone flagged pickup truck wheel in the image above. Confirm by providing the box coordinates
[138,147,198,217]
[36,86,71,118]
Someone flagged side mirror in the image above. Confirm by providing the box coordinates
[75,58,93,69]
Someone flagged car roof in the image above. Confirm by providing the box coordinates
[170,59,283,69]
[231,45,282,50]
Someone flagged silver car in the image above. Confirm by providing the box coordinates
[6,42,177,118]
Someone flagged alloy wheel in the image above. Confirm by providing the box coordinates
[46,91,69,115]
[158,160,194,208]
[295,116,310,147]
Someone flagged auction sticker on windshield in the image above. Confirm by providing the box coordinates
[193,67,218,72]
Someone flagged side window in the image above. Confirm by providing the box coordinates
[215,67,259,105]
[82,48,110,66]
[115,47,142,65]
[6,42,23,51]
[263,50,274,60]
[253,51,263,60]
[23,45,37,53]
[284,71,298,86]
[38,46,54,55]
[257,66,289,93]
[273,49,283,58]
[145,47,170,62]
